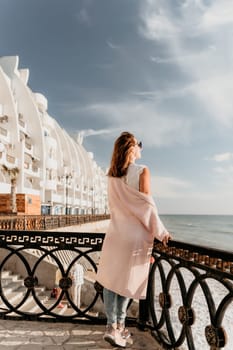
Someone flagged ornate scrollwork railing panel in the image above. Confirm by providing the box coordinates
[0,231,105,323]
[148,240,233,350]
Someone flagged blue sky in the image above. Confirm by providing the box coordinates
[1,0,233,214]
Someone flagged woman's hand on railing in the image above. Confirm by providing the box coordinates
[162,232,172,247]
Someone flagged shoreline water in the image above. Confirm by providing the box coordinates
[160,214,233,252]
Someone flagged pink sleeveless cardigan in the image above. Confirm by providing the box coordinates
[96,177,168,299]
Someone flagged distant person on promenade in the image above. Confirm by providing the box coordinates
[69,262,84,309]
[54,267,64,308]
[97,131,171,347]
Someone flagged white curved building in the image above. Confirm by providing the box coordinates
[0,56,107,215]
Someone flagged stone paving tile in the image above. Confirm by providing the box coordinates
[0,320,164,350]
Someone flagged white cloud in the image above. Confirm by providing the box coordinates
[213,164,233,176]
[77,128,116,138]
[76,8,91,25]
[210,159,233,199]
[79,100,193,147]
[181,0,207,11]
[139,0,233,127]
[151,174,220,215]
[157,195,233,215]
[201,1,233,30]
[212,152,233,162]
[132,84,193,101]
[151,175,191,198]
[140,0,233,39]
[189,75,233,126]
[151,170,233,214]
[139,6,178,40]
[106,40,121,50]
[139,0,195,40]
[150,45,216,65]
[213,166,233,192]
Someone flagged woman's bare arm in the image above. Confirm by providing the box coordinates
[139,167,151,195]
[140,167,172,245]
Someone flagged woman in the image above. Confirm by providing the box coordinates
[97,131,171,348]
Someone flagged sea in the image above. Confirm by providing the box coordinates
[160,215,233,252]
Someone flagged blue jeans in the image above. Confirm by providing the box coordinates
[103,287,130,325]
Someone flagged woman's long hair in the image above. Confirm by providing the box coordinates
[108,132,136,177]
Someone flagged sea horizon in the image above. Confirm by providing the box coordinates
[159,214,233,252]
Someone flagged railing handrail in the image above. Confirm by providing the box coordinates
[159,238,233,262]
[0,214,110,231]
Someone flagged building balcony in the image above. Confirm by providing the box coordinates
[51,193,63,203]
[6,154,18,167]
[31,165,40,175]
[0,115,9,123]
[18,119,26,128]
[73,198,81,206]
[44,180,57,191]
[24,141,33,155]
[45,192,63,203]
[19,123,31,142]
[23,187,40,195]
[74,190,81,198]
[80,199,87,206]
[18,114,27,131]
[45,158,57,169]
[24,162,40,177]
[44,135,57,149]
[0,126,10,142]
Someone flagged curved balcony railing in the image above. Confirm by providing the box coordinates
[146,239,233,350]
[0,231,233,349]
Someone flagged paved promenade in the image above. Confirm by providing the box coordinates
[0,320,164,350]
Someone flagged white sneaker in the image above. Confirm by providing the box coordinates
[117,323,133,345]
[103,324,126,348]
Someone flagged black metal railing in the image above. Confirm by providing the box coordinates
[147,239,233,350]
[1,230,233,349]
[0,214,110,231]
[0,230,106,323]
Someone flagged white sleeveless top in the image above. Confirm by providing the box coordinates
[124,163,146,191]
